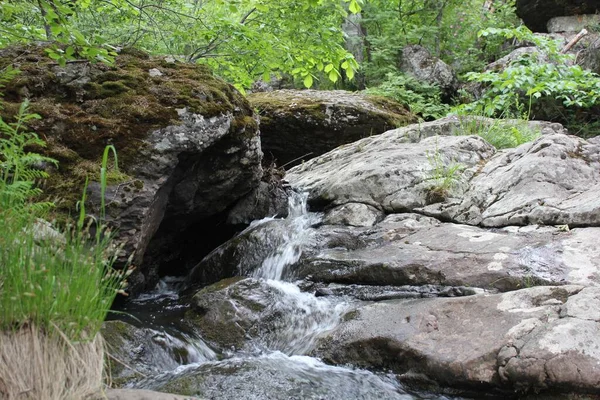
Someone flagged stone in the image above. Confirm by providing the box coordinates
[399,45,458,100]
[104,388,200,400]
[131,353,411,400]
[421,133,600,227]
[296,214,600,291]
[0,45,263,295]
[226,181,290,225]
[515,0,600,33]
[286,116,497,213]
[547,14,600,33]
[185,278,343,354]
[247,89,415,167]
[315,286,600,395]
[101,320,215,387]
[322,202,384,227]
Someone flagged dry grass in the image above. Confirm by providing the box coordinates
[0,325,104,400]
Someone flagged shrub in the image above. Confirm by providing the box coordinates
[365,73,450,120]
[461,26,600,136]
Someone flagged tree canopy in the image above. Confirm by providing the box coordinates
[0,0,363,91]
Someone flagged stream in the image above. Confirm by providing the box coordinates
[113,193,467,399]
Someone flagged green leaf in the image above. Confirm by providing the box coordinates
[324,64,334,73]
[349,0,361,14]
[304,75,314,88]
[346,67,355,80]
[328,70,339,83]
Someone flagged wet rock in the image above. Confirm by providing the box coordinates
[186,278,342,354]
[133,352,412,400]
[101,321,214,386]
[421,133,600,227]
[227,181,290,225]
[0,45,263,295]
[188,195,321,286]
[308,282,481,301]
[104,388,200,400]
[400,45,458,101]
[316,285,600,395]
[248,89,415,167]
[516,0,600,33]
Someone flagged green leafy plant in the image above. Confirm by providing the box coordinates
[0,69,128,341]
[365,73,450,120]
[462,26,600,128]
[456,115,541,149]
[424,140,465,202]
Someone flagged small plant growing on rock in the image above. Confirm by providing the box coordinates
[457,115,540,149]
[424,142,465,203]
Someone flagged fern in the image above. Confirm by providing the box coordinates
[0,91,58,212]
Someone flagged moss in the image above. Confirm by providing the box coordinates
[199,276,246,294]
[158,375,200,397]
[0,44,256,220]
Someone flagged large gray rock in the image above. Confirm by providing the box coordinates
[185,278,343,354]
[247,89,415,167]
[316,286,600,395]
[296,214,600,291]
[132,353,412,400]
[547,14,600,33]
[422,133,600,227]
[104,389,201,400]
[286,116,497,212]
[516,0,600,33]
[0,45,263,295]
[400,45,458,100]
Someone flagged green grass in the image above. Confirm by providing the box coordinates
[0,86,127,342]
[457,116,541,149]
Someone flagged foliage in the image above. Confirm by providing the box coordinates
[0,68,57,214]
[462,26,600,122]
[0,69,127,341]
[456,116,540,149]
[425,139,465,202]
[365,72,450,120]
[0,0,363,92]
[360,0,519,85]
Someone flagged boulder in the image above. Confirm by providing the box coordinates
[132,352,411,400]
[185,278,343,354]
[399,45,458,101]
[286,116,497,212]
[421,133,600,227]
[547,14,600,33]
[315,286,600,395]
[247,89,415,167]
[296,214,600,291]
[516,0,600,33]
[104,389,201,400]
[101,321,215,386]
[0,45,263,294]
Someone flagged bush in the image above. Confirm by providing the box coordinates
[461,26,600,136]
[365,73,450,120]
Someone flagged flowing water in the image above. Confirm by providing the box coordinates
[117,193,466,399]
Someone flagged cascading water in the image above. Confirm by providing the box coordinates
[118,192,463,399]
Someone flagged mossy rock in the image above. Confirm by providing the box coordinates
[248,89,416,167]
[0,44,254,219]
